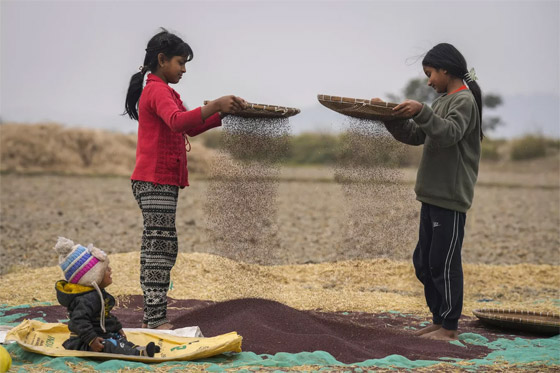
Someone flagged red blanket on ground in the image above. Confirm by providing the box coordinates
[4,296,506,363]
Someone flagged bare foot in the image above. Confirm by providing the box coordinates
[142,323,148,328]
[421,327,458,341]
[150,323,174,330]
[413,324,441,336]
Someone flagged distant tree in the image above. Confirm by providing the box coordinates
[387,78,505,132]
[481,93,503,132]
[483,94,502,107]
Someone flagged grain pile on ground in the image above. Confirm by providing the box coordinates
[1,253,559,371]
[1,297,494,363]
[0,123,216,176]
[0,252,557,315]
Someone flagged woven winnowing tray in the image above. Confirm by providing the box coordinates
[204,101,300,118]
[317,94,411,121]
[473,308,560,335]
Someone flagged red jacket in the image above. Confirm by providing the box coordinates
[131,74,221,187]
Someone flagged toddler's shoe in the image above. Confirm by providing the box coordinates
[139,342,161,357]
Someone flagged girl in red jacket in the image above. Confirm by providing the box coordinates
[124,28,246,329]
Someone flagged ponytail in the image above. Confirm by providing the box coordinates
[422,43,484,141]
[124,70,147,120]
[123,28,194,121]
[465,79,483,140]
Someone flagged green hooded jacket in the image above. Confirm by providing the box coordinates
[385,89,481,212]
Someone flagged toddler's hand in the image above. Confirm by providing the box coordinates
[90,337,104,352]
[392,99,423,117]
[118,329,127,339]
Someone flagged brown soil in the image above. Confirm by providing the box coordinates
[0,168,558,274]
[1,123,558,272]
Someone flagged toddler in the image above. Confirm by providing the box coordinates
[54,237,160,356]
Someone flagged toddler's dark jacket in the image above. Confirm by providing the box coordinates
[55,280,122,350]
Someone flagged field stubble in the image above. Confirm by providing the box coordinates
[0,163,558,275]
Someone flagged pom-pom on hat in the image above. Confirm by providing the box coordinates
[55,237,109,287]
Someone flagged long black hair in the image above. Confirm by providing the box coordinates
[124,28,194,120]
[422,43,483,140]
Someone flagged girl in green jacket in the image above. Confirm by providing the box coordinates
[378,43,483,340]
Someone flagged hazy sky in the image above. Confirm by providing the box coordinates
[1,0,559,137]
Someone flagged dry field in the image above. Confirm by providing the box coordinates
[0,124,559,372]
[0,123,558,273]
[0,161,558,275]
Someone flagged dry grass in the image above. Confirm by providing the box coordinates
[1,252,558,317]
[1,172,558,275]
[0,123,217,176]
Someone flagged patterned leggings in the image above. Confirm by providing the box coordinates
[131,180,179,328]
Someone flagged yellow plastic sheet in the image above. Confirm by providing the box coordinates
[6,320,242,363]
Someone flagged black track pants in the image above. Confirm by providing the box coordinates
[413,203,465,331]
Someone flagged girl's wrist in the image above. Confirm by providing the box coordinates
[414,102,424,116]
[201,100,220,120]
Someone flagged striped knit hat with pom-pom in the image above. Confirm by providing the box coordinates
[55,237,109,286]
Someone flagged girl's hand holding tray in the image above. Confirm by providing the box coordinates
[204,100,300,119]
[317,94,413,121]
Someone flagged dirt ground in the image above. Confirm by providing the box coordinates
[0,160,558,275]
[1,160,559,372]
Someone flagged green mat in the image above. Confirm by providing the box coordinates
[3,333,559,371]
[2,301,559,371]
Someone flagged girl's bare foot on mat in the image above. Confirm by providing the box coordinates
[413,324,441,336]
[421,327,458,341]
